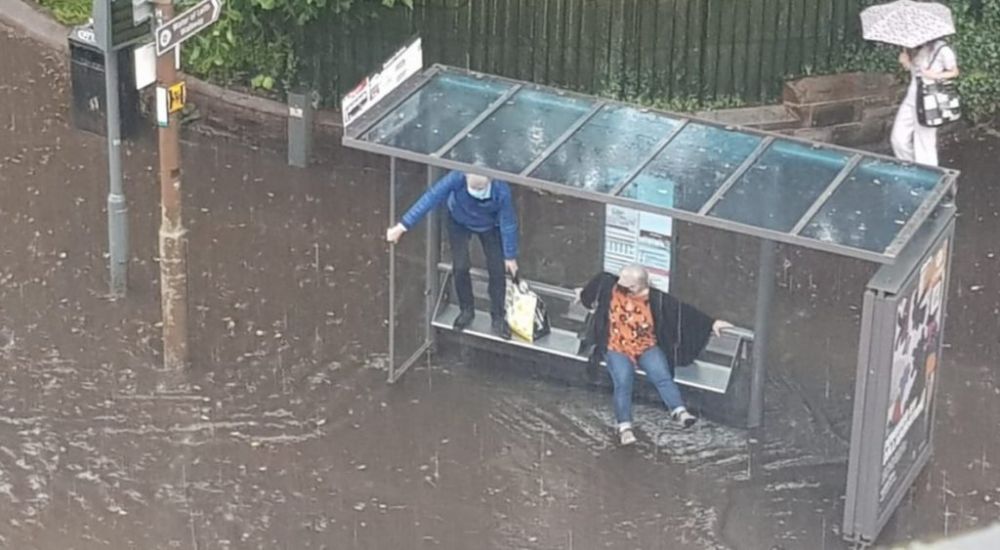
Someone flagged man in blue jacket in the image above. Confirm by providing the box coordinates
[386,171,519,339]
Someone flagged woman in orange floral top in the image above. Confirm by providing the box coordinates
[579,265,733,446]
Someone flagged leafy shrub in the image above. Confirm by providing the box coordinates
[181,0,411,93]
[36,0,90,25]
[951,0,1000,122]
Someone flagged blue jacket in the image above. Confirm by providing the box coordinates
[400,171,519,259]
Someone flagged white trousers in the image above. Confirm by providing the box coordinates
[891,101,939,166]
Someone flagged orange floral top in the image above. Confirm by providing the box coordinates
[607,288,657,360]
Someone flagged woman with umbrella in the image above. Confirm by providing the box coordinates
[862,0,960,166]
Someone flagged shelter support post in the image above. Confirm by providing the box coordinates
[425,166,443,347]
[387,157,398,382]
[748,239,776,428]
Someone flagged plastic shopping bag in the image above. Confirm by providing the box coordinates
[505,275,551,343]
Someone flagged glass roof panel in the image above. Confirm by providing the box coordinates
[444,88,595,173]
[362,73,512,154]
[800,159,942,253]
[618,123,763,211]
[708,140,851,232]
[528,104,681,193]
[344,68,955,263]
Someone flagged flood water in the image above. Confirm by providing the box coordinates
[1,20,998,550]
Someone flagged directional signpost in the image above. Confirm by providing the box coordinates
[153,0,222,375]
[154,0,222,55]
[92,0,154,298]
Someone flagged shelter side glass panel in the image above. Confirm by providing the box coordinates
[389,159,434,381]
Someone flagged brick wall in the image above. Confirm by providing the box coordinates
[781,72,905,147]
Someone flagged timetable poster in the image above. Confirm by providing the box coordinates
[603,205,672,291]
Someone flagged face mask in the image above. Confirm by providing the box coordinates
[467,182,491,200]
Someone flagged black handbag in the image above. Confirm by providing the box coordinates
[576,276,609,356]
[578,311,597,356]
[916,45,961,128]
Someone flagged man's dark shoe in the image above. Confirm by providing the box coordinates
[453,309,475,331]
[491,318,511,340]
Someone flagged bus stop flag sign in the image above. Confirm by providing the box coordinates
[155,0,222,56]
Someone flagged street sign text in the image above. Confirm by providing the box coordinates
[154,0,222,56]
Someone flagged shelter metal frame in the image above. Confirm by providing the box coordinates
[343,63,960,548]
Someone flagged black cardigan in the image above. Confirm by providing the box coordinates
[580,272,716,372]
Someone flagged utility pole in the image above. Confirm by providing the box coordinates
[155,0,189,372]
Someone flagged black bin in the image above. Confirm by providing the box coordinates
[68,25,141,138]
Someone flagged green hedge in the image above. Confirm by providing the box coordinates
[37,0,409,95]
[182,0,414,96]
[951,0,1000,122]
[35,0,1000,121]
[37,0,89,25]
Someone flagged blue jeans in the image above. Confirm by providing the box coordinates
[606,347,685,425]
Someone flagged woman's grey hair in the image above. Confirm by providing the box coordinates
[618,264,649,288]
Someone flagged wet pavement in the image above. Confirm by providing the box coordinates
[1,21,999,550]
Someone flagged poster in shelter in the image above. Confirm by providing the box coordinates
[604,205,672,291]
[879,238,948,503]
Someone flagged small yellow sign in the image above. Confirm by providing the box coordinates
[168,82,186,114]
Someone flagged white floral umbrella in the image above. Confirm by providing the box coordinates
[861,0,955,49]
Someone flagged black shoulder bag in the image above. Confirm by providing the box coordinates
[916,44,961,128]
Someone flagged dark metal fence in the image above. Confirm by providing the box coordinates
[298,0,865,108]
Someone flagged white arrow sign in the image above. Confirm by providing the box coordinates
[154,0,223,56]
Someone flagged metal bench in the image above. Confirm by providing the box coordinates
[432,264,756,426]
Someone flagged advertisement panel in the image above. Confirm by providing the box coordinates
[843,211,955,546]
[878,238,948,510]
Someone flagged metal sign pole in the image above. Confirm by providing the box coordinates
[94,0,129,297]
[155,0,189,374]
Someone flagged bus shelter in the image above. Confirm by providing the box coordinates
[341,61,958,547]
